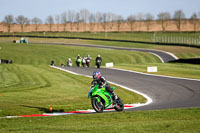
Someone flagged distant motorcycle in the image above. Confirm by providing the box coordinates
[76,59,82,67]
[82,58,86,67]
[67,58,72,67]
[86,58,91,67]
[96,60,101,68]
[67,61,72,67]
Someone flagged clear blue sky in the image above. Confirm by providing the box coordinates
[0,0,199,21]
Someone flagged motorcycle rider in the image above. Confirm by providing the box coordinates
[76,54,82,67]
[82,57,86,67]
[76,54,82,60]
[95,55,102,68]
[86,54,91,67]
[50,60,55,66]
[91,71,117,101]
[67,58,72,67]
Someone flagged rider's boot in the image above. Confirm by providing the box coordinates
[111,92,118,103]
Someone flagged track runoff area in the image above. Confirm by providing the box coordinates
[1,66,152,118]
[1,45,199,118]
[2,63,200,118]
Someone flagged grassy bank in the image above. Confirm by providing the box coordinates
[0,40,200,132]
[1,37,200,60]
[1,42,162,116]
[1,39,200,79]
[116,63,200,79]
[0,64,145,117]
[1,32,200,47]
[0,108,200,133]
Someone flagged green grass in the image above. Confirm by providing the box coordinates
[115,63,200,79]
[1,42,161,116]
[1,37,200,59]
[0,64,145,117]
[0,40,200,132]
[1,31,200,46]
[0,42,161,66]
[0,108,200,133]
[1,31,200,40]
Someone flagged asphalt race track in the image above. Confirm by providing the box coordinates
[60,66,200,111]
[59,43,178,63]
[35,42,178,63]
[46,43,199,110]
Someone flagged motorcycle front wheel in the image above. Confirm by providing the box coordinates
[91,97,104,113]
[96,63,101,68]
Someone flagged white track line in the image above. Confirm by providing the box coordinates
[148,52,164,63]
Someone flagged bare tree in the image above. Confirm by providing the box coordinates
[32,17,42,32]
[80,9,90,31]
[68,10,76,32]
[61,12,68,32]
[136,13,144,31]
[157,12,171,32]
[101,13,108,32]
[95,12,103,32]
[127,14,136,31]
[3,14,14,32]
[16,15,30,32]
[116,15,123,32]
[189,12,200,32]
[144,13,154,31]
[75,12,81,31]
[55,15,60,31]
[46,15,54,31]
[107,12,117,31]
[89,13,96,32]
[173,10,186,32]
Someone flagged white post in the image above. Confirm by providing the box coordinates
[105,62,114,68]
[147,66,157,72]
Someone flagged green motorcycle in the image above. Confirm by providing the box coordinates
[76,58,82,67]
[88,85,124,113]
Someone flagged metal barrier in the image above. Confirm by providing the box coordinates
[153,35,200,46]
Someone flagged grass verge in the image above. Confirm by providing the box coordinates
[0,108,200,133]
[1,37,200,59]
[0,40,200,132]
[1,42,154,116]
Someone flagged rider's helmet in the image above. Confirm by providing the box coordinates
[98,55,100,57]
[68,58,71,61]
[93,71,101,80]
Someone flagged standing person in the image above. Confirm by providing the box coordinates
[95,55,102,68]
[76,54,82,67]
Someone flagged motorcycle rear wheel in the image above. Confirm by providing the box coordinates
[114,97,124,112]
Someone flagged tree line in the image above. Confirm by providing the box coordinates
[1,9,200,33]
